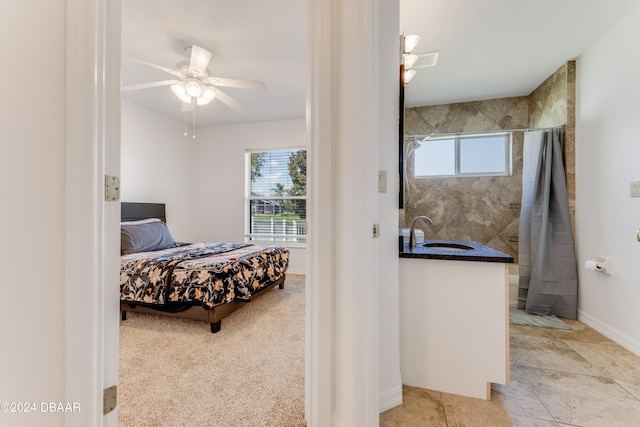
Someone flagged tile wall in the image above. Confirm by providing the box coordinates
[401,61,576,262]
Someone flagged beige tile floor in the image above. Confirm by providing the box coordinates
[380,319,640,427]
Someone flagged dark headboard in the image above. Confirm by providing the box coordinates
[121,202,166,223]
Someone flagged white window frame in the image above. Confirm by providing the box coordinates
[244,147,307,248]
[414,132,512,178]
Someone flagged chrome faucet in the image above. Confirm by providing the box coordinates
[409,215,433,249]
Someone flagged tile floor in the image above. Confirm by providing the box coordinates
[380,319,640,427]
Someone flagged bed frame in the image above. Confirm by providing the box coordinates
[120,202,285,333]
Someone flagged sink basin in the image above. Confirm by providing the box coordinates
[422,242,474,251]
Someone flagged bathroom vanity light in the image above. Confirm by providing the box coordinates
[401,34,421,85]
[403,69,417,84]
[403,34,421,54]
[400,33,441,85]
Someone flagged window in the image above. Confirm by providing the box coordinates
[245,148,307,246]
[414,132,512,178]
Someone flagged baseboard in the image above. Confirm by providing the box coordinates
[578,309,640,357]
[286,268,306,276]
[379,384,403,413]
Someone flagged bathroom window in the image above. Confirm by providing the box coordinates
[244,148,307,246]
[414,132,512,178]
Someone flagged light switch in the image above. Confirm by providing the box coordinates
[631,181,640,198]
[378,170,387,193]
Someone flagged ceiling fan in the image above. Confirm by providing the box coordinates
[122,44,267,113]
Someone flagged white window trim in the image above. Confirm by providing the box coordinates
[244,148,307,248]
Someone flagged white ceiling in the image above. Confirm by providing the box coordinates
[122,0,640,127]
[401,0,640,107]
[121,0,307,127]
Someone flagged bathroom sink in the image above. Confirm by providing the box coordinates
[422,242,474,251]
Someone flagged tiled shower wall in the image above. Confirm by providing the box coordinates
[401,62,575,262]
[529,61,576,229]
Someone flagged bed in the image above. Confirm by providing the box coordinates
[119,202,289,333]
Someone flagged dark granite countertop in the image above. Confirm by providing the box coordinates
[399,238,514,264]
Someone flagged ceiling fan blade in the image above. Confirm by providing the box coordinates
[189,45,212,75]
[122,80,179,92]
[213,88,246,112]
[205,76,267,91]
[122,53,181,77]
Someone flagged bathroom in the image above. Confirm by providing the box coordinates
[399,61,576,307]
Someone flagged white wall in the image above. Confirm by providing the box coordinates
[192,118,307,274]
[0,1,66,425]
[121,104,306,272]
[576,4,640,355]
[121,101,196,242]
[377,0,403,412]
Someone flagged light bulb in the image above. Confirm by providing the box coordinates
[173,84,186,96]
[185,79,202,97]
[196,86,216,105]
[403,34,421,54]
[403,69,416,85]
[403,54,418,69]
[171,83,192,104]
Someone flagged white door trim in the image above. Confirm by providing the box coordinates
[306,0,380,425]
[305,0,334,423]
[65,0,120,425]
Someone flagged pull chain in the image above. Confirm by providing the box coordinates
[183,107,188,137]
[192,105,196,139]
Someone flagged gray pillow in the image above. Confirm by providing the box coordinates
[121,221,176,255]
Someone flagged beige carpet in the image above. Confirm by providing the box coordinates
[118,274,306,427]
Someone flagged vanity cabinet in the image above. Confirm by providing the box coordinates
[399,242,511,400]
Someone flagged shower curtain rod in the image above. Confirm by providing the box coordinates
[405,125,564,140]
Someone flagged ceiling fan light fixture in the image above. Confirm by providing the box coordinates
[125,44,265,138]
[196,86,216,105]
[171,83,192,104]
[185,78,202,97]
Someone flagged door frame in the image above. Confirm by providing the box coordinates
[306,0,381,425]
[65,0,121,425]
[65,0,382,425]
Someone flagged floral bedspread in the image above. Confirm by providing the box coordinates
[120,243,289,308]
